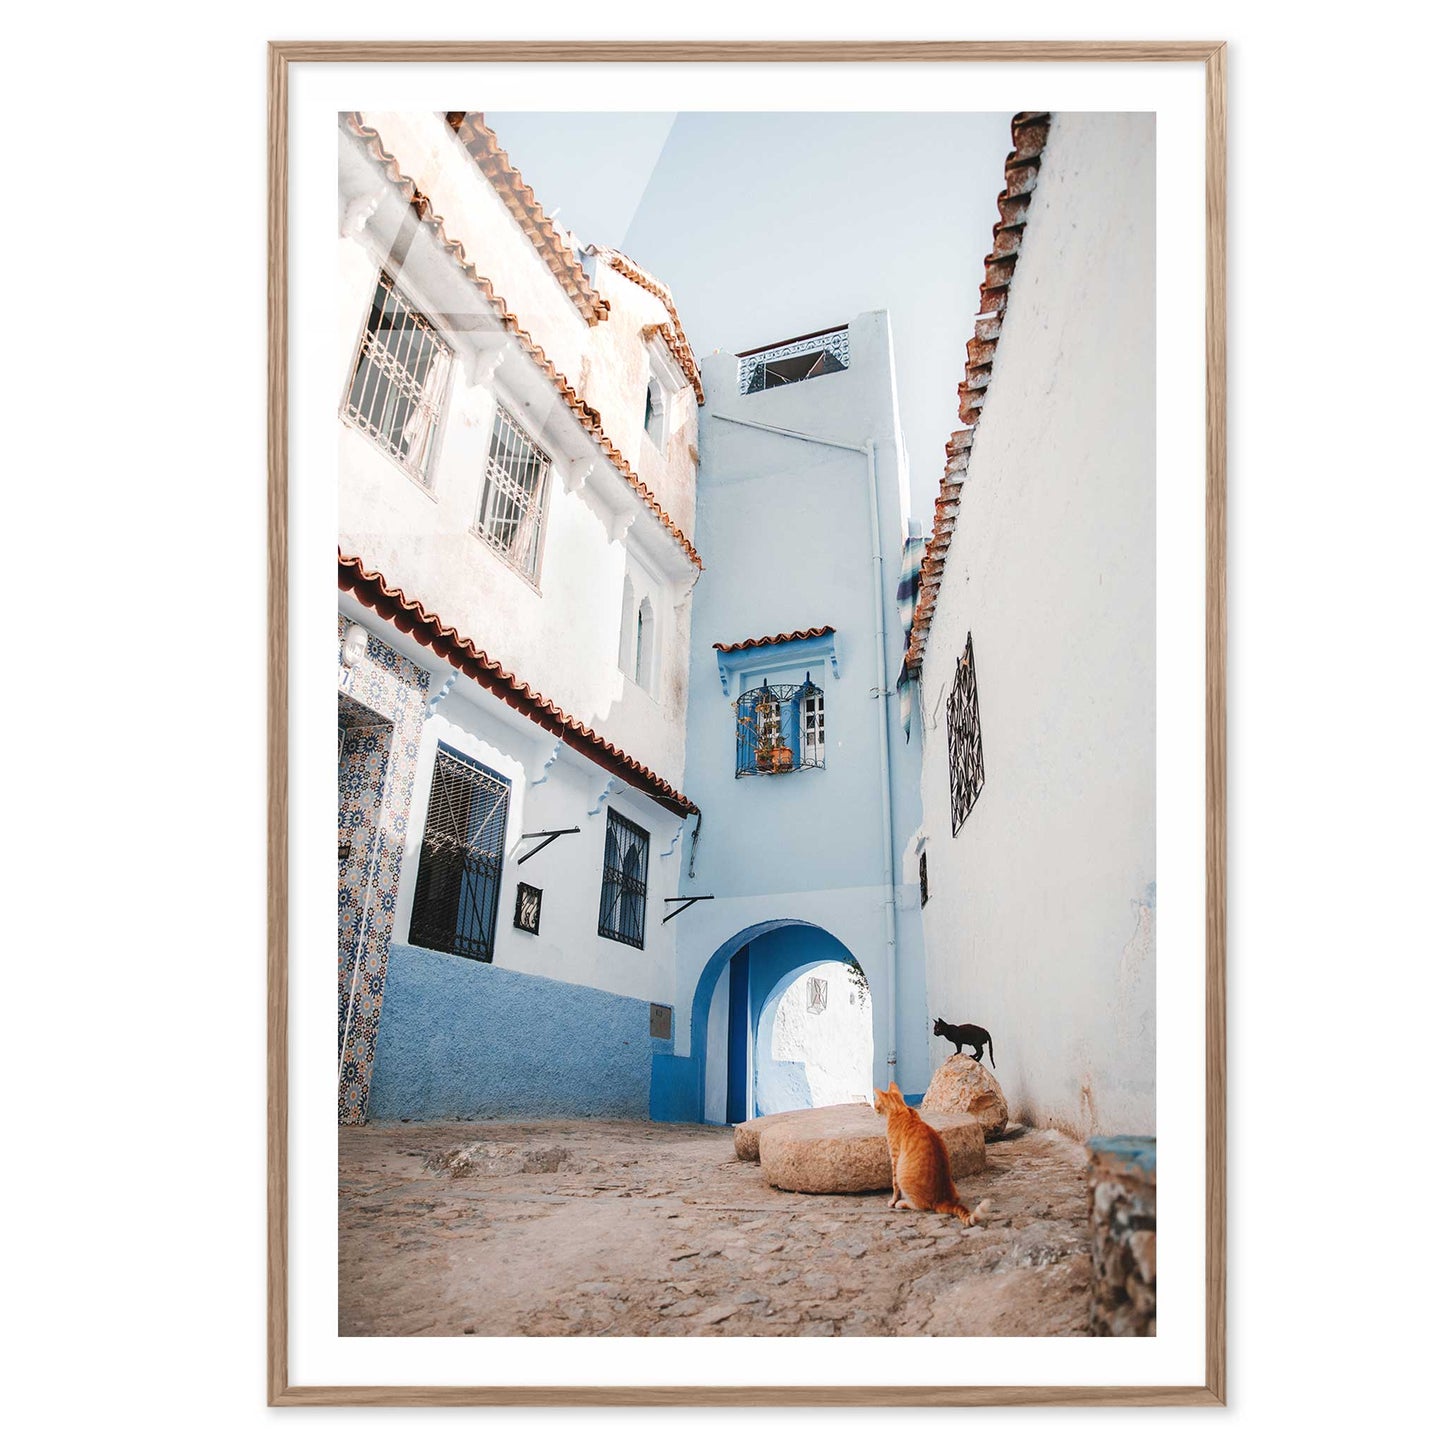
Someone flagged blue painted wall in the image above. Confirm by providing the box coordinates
[368,942,668,1120]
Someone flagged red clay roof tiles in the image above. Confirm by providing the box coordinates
[905,112,1052,673]
[444,112,610,326]
[713,626,835,654]
[589,245,705,405]
[340,553,698,818]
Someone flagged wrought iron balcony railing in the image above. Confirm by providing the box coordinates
[737,326,850,395]
[735,678,825,777]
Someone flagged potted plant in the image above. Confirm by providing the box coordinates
[753,686,794,773]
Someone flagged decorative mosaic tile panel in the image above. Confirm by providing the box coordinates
[336,614,429,1124]
[338,721,392,1055]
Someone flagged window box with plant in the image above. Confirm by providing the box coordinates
[734,677,824,778]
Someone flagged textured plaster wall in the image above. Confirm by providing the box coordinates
[356,111,588,380]
[338,112,696,787]
[756,960,874,1114]
[675,310,929,1100]
[917,113,1157,1138]
[340,596,692,1122]
[367,942,664,1120]
[581,261,700,541]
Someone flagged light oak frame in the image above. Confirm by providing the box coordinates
[268,39,1227,1406]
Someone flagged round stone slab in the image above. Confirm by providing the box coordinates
[734,1105,832,1161]
[757,1102,986,1194]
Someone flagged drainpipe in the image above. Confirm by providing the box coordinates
[710,413,901,1085]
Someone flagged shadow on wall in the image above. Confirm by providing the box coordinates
[758,1059,813,1113]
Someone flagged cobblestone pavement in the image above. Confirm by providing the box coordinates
[339,1118,1092,1337]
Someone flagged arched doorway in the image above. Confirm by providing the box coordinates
[754,960,873,1115]
[677,919,874,1124]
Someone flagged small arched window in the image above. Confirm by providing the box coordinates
[635,597,656,694]
[644,372,668,449]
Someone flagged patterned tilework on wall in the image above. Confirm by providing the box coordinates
[338,714,392,1057]
[336,614,429,1124]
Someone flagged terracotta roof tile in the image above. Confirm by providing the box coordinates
[589,244,705,405]
[345,114,702,572]
[906,113,1052,673]
[444,112,610,326]
[713,626,835,654]
[340,553,697,818]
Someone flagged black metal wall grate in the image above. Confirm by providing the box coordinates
[947,634,985,835]
[410,745,510,961]
[598,808,649,949]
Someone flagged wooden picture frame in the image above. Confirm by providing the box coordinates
[269,40,1226,1405]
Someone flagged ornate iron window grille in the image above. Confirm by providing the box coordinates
[476,405,551,582]
[737,326,850,395]
[598,808,649,949]
[410,745,510,961]
[734,677,825,777]
[343,270,452,483]
[946,633,985,835]
[807,977,828,1014]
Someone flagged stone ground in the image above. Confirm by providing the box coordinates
[339,1118,1092,1337]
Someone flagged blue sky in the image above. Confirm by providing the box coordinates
[489,111,1014,522]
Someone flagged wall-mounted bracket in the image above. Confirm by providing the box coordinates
[563,460,597,497]
[660,816,688,859]
[587,777,624,816]
[470,339,513,388]
[662,895,715,924]
[424,668,461,719]
[532,736,564,787]
[513,826,581,865]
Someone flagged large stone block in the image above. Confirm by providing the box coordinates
[733,1105,824,1161]
[757,1102,985,1194]
[920,1055,1010,1140]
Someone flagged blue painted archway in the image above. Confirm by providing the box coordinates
[649,918,867,1124]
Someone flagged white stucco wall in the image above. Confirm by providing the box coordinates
[344,597,690,1012]
[917,113,1157,1138]
[355,111,588,383]
[337,112,698,788]
[581,262,700,542]
[674,310,930,1102]
[756,961,874,1113]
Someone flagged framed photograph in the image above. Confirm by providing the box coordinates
[270,40,1225,1405]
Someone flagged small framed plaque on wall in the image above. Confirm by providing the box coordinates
[513,882,542,934]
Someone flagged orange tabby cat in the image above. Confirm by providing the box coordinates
[874,1082,991,1225]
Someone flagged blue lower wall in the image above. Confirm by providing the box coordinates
[367,943,667,1120]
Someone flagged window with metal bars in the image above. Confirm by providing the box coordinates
[807,977,828,1014]
[476,405,551,581]
[598,809,649,949]
[947,633,986,835]
[409,746,510,961]
[343,271,452,482]
[734,677,825,777]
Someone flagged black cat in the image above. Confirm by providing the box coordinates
[932,1017,995,1067]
